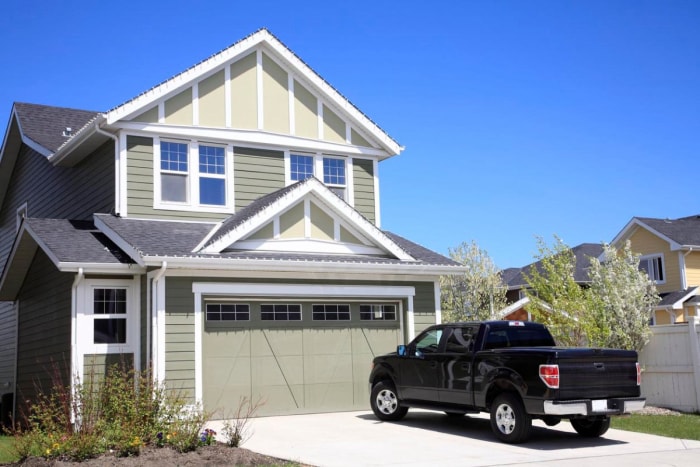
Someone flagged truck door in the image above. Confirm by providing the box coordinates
[398,328,444,402]
[439,325,479,406]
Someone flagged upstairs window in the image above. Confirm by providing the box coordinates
[291,154,314,181]
[199,145,226,206]
[323,157,346,199]
[160,142,188,203]
[639,254,664,283]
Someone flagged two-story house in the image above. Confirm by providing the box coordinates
[0,28,463,422]
[610,215,700,325]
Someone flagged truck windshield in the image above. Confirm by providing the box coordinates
[484,327,555,349]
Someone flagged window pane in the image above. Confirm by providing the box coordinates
[200,177,225,205]
[94,318,127,344]
[291,154,314,181]
[161,142,188,172]
[94,288,127,315]
[323,158,346,185]
[199,146,225,174]
[162,173,187,202]
[206,303,249,321]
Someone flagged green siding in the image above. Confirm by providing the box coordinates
[164,277,196,398]
[413,282,438,334]
[15,250,72,409]
[352,159,375,223]
[0,140,114,391]
[234,147,285,210]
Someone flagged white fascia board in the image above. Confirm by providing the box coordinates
[105,33,265,124]
[671,286,699,309]
[9,108,53,158]
[110,122,390,158]
[93,215,146,267]
[233,238,386,255]
[193,281,416,298]
[142,255,465,275]
[55,263,145,274]
[609,218,681,252]
[49,117,105,165]
[497,297,530,318]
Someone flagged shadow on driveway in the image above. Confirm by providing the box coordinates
[355,411,626,451]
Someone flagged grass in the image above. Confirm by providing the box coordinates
[0,435,17,464]
[612,413,700,440]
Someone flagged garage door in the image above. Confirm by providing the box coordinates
[202,301,401,418]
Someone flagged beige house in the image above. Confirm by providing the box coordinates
[611,215,700,325]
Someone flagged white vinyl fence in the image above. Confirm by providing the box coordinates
[639,317,700,413]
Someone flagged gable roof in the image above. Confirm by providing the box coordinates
[657,286,698,309]
[611,215,700,250]
[198,177,412,259]
[94,212,462,274]
[0,218,137,300]
[505,243,604,289]
[13,103,100,156]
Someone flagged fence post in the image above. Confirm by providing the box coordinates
[688,317,700,413]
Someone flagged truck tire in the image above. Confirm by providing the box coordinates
[490,393,532,443]
[370,381,408,421]
[571,417,611,437]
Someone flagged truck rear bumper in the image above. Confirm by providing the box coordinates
[543,397,646,416]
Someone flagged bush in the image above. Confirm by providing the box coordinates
[221,396,265,447]
[8,363,210,461]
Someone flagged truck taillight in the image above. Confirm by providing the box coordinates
[636,362,641,386]
[539,364,559,389]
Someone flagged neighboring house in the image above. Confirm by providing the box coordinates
[499,243,604,320]
[0,28,463,420]
[610,215,700,325]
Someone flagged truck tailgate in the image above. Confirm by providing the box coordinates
[555,348,640,399]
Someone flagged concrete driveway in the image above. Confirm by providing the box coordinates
[208,409,700,466]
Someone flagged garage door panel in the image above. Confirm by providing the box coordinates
[251,355,304,385]
[353,328,401,356]
[304,354,353,384]
[303,328,351,354]
[304,382,354,410]
[252,384,304,415]
[251,329,303,356]
[203,330,251,358]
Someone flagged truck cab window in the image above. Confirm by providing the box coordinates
[445,327,477,353]
[414,329,443,355]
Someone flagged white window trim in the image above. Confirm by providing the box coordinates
[640,253,666,285]
[74,278,141,386]
[154,137,235,213]
[284,151,349,202]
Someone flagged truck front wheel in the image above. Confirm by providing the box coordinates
[571,417,611,437]
[370,381,408,421]
[490,393,532,443]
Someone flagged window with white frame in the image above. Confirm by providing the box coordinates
[160,141,189,203]
[639,254,664,283]
[360,304,396,321]
[92,288,128,344]
[312,304,350,321]
[198,145,226,206]
[288,153,347,199]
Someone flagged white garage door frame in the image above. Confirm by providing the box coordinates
[191,282,416,405]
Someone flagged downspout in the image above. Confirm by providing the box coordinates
[93,126,121,216]
[150,262,167,381]
[70,268,84,424]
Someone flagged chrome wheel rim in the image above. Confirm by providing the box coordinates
[376,389,398,415]
[495,403,516,435]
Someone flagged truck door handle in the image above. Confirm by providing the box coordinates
[461,363,470,369]
[429,361,437,368]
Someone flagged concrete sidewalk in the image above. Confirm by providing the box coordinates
[208,409,700,466]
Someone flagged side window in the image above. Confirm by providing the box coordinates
[414,329,443,355]
[484,330,510,350]
[445,326,477,353]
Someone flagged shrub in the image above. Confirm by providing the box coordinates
[9,362,209,461]
[221,396,265,447]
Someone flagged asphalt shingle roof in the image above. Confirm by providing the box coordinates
[14,103,100,153]
[637,215,700,247]
[25,218,133,264]
[505,243,604,288]
[658,287,698,307]
[95,214,460,267]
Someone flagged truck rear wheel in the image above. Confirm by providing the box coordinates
[370,381,408,421]
[571,417,611,437]
[490,393,532,443]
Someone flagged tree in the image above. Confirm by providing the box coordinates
[440,241,507,322]
[587,241,659,352]
[524,236,595,346]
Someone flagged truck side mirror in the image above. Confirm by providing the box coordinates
[397,345,407,356]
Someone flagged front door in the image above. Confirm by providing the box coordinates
[398,328,444,402]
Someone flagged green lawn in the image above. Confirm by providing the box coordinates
[612,413,700,440]
[0,436,16,464]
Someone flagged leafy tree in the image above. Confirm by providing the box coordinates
[440,241,507,322]
[524,236,595,346]
[587,241,659,352]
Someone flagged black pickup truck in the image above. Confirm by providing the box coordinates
[369,320,645,443]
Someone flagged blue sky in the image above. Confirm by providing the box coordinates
[1,1,698,268]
